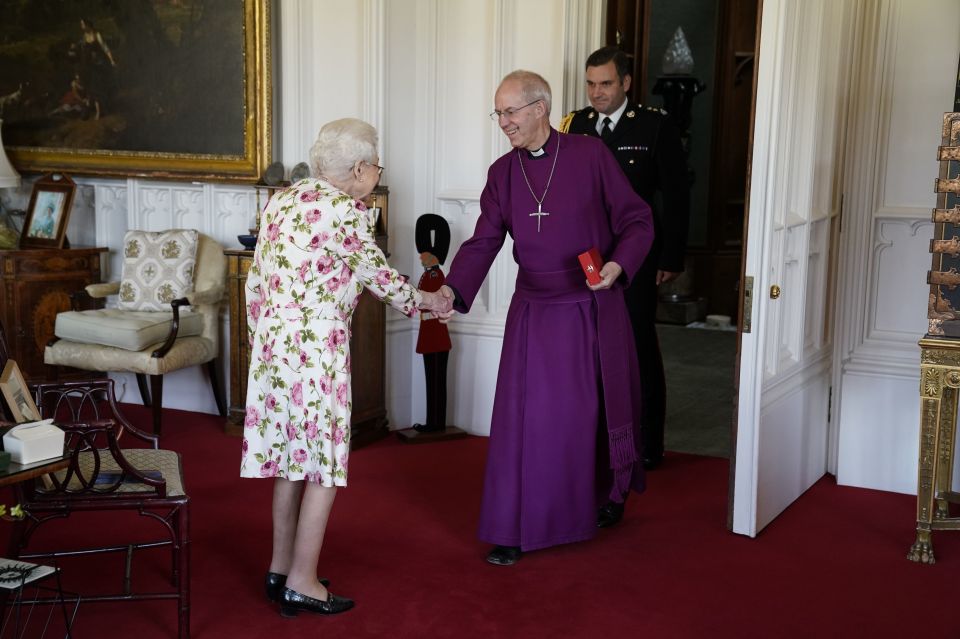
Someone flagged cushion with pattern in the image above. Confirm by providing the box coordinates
[118,229,198,311]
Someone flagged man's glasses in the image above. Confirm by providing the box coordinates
[489,99,541,121]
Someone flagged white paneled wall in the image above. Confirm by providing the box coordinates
[5,1,953,497]
[834,0,960,493]
[54,0,603,434]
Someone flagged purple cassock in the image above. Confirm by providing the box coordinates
[445,128,654,552]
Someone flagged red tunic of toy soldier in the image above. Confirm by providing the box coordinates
[413,214,453,433]
[416,256,452,355]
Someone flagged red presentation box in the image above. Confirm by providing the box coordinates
[578,247,603,285]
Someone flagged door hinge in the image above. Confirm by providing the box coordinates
[827,385,833,423]
[742,276,754,333]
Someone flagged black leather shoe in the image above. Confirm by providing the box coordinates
[486,545,521,566]
[265,573,329,602]
[279,587,354,617]
[643,454,663,471]
[597,501,625,528]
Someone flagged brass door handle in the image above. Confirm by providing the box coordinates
[770,284,781,299]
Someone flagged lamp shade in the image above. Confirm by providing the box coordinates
[0,119,21,189]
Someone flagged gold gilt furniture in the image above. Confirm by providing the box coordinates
[225,186,390,447]
[0,247,106,382]
[909,112,960,564]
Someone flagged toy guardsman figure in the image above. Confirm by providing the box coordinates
[413,214,453,433]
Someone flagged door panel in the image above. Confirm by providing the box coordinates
[731,0,852,536]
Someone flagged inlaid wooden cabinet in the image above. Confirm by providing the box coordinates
[225,186,390,447]
[0,247,107,382]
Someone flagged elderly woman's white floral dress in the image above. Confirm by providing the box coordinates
[241,178,420,485]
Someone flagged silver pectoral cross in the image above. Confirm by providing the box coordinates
[529,203,550,232]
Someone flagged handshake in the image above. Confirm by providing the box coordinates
[418,285,456,323]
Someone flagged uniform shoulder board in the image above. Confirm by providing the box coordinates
[643,105,668,116]
[559,111,576,134]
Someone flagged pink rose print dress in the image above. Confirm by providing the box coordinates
[240,178,421,485]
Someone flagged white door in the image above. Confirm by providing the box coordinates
[730,0,855,536]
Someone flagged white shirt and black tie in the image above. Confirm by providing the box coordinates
[595,99,628,140]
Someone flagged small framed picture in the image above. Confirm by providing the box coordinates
[0,360,40,423]
[20,173,76,249]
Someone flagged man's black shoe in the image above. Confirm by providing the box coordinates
[643,454,663,471]
[486,545,521,566]
[597,501,625,528]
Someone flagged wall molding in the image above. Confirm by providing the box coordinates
[834,0,898,365]
[363,0,387,148]
[561,0,605,115]
[875,205,932,219]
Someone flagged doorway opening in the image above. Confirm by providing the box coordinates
[604,0,759,461]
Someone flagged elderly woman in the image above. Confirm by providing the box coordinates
[241,118,449,616]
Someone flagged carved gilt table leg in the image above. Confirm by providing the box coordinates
[909,339,960,564]
[935,381,958,521]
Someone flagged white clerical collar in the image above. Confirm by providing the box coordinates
[526,130,555,158]
[595,99,629,135]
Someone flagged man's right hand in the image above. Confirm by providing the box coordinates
[436,285,456,323]
[419,289,453,315]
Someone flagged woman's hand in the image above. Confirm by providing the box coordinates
[587,261,623,291]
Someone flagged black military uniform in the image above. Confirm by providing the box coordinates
[562,102,690,468]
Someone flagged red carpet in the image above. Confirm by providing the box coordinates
[3,405,959,638]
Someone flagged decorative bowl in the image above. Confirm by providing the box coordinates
[237,234,258,250]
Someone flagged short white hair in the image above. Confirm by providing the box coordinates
[309,118,378,181]
[501,70,552,114]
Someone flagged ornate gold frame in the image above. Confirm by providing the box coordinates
[5,1,271,183]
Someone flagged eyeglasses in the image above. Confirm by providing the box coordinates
[366,162,384,176]
[489,99,541,121]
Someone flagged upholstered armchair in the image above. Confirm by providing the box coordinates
[45,230,227,434]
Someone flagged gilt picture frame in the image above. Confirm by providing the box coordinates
[19,173,76,249]
[0,0,271,182]
[0,360,41,424]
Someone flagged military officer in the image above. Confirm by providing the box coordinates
[562,46,691,526]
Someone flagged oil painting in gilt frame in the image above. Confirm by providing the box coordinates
[0,0,271,182]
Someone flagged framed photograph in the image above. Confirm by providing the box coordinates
[0,360,40,424]
[0,0,271,183]
[20,174,76,249]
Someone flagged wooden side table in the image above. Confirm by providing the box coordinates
[908,337,960,564]
[0,248,107,383]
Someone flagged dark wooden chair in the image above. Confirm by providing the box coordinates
[0,321,191,638]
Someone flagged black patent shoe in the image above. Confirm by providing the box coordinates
[485,545,521,566]
[279,587,354,617]
[265,573,329,602]
[597,501,625,528]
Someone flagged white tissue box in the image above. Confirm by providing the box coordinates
[3,420,65,465]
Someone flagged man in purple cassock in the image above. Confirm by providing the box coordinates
[437,70,654,566]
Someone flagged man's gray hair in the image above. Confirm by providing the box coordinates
[501,70,552,114]
[309,118,378,181]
